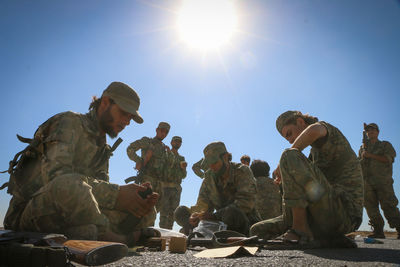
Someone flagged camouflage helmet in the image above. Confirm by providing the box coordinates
[202,141,227,169]
[102,81,143,124]
[276,110,302,134]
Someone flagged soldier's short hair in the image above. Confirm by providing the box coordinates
[250,159,270,178]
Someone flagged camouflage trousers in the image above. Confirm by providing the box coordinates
[159,185,182,229]
[257,198,282,221]
[18,174,155,240]
[250,149,355,240]
[364,181,400,230]
[175,205,251,235]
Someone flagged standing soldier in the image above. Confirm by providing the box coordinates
[359,123,400,239]
[159,136,187,229]
[127,122,170,217]
[250,160,282,220]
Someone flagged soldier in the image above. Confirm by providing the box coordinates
[359,123,400,239]
[159,136,187,229]
[126,121,170,215]
[174,142,260,235]
[192,158,207,179]
[3,82,159,246]
[250,111,363,247]
[240,155,251,166]
[250,159,282,220]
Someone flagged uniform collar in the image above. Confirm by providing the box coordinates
[85,109,106,144]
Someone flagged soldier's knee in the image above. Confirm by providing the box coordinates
[174,206,191,227]
[249,221,262,236]
[279,148,303,166]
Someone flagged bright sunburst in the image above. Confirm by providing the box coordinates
[177,0,238,51]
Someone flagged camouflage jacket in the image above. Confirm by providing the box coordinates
[192,158,206,179]
[4,110,120,228]
[164,151,187,186]
[310,121,364,227]
[358,139,396,185]
[190,162,258,219]
[255,176,282,220]
[126,136,169,179]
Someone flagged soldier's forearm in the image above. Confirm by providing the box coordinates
[368,153,391,163]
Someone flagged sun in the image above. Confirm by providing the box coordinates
[177,0,238,51]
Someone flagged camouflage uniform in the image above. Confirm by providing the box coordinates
[255,176,282,220]
[126,131,169,212]
[159,147,187,229]
[175,152,260,235]
[192,158,206,179]
[359,139,400,232]
[251,121,364,240]
[4,110,153,239]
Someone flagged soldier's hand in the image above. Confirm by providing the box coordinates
[189,212,201,227]
[115,183,155,217]
[361,151,372,158]
[180,161,187,169]
[135,161,142,171]
[273,165,282,185]
[199,211,216,221]
[140,182,159,213]
[143,150,153,166]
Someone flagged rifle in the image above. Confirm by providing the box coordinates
[0,230,127,266]
[188,234,286,249]
[125,147,153,185]
[362,123,369,150]
[118,187,154,234]
[124,170,143,184]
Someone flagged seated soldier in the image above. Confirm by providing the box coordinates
[174,142,260,236]
[250,111,363,246]
[3,82,159,246]
[250,159,282,220]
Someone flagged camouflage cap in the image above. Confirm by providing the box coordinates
[202,141,227,168]
[172,136,182,142]
[276,110,302,134]
[157,122,170,131]
[102,81,143,124]
[364,123,379,131]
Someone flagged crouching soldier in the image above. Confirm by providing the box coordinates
[250,111,363,247]
[174,142,260,236]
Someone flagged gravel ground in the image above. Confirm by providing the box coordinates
[75,235,400,267]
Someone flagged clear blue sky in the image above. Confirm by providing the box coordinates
[1,0,399,232]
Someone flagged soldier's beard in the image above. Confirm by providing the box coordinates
[99,106,117,138]
[172,144,181,149]
[213,161,227,178]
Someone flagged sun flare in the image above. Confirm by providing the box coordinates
[177,0,238,51]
